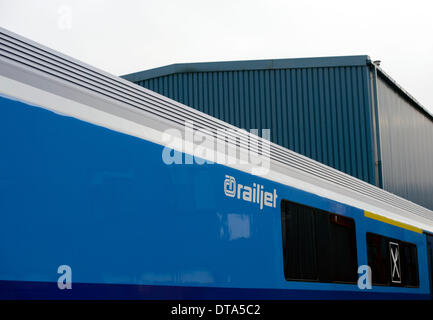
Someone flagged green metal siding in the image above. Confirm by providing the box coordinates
[130,63,376,185]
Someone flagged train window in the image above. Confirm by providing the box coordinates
[366,233,389,285]
[326,213,358,283]
[366,233,419,287]
[280,199,357,283]
[281,200,318,281]
[401,242,419,287]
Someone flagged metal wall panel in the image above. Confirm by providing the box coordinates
[135,66,376,185]
[377,76,433,210]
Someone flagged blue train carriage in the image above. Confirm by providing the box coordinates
[1,27,433,300]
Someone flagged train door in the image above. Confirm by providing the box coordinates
[426,233,433,299]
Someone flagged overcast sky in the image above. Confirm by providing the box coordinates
[1,0,432,113]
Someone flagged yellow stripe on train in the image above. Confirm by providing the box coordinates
[364,211,423,234]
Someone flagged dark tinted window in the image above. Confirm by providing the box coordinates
[366,233,389,285]
[366,233,419,287]
[401,242,419,287]
[281,200,357,283]
[281,200,318,281]
[327,214,358,282]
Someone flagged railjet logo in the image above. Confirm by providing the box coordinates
[224,175,278,210]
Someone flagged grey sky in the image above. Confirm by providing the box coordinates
[1,0,432,113]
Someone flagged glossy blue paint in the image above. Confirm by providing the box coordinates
[0,95,429,299]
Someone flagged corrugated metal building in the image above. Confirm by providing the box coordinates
[121,56,433,210]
